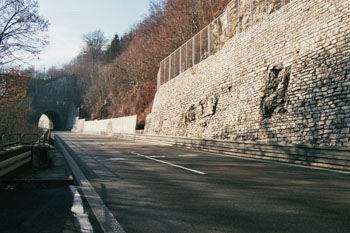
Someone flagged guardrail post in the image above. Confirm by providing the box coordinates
[0,135,3,151]
[19,134,23,145]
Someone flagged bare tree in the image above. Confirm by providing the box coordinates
[0,0,49,67]
[80,30,107,83]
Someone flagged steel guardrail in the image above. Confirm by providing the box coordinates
[0,134,21,150]
[0,130,52,176]
[0,151,31,177]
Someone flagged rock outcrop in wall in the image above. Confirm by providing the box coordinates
[145,0,350,147]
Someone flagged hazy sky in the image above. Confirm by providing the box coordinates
[33,0,152,69]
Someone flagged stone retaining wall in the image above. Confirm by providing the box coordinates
[145,0,350,147]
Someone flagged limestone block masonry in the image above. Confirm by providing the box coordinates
[145,0,350,147]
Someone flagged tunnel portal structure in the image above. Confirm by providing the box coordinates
[29,76,81,131]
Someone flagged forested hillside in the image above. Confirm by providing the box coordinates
[0,70,37,134]
[53,0,231,126]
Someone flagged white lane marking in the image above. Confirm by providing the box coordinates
[178,154,199,157]
[131,152,206,175]
[56,136,126,233]
[149,155,166,158]
[70,186,93,233]
[103,158,126,161]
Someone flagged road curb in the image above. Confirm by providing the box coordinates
[55,135,126,233]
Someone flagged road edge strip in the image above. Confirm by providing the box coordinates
[56,135,126,233]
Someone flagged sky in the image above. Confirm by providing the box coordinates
[33,0,152,70]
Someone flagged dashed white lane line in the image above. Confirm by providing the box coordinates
[177,154,199,157]
[149,155,166,158]
[103,158,126,161]
[131,152,206,175]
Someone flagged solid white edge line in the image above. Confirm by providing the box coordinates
[56,135,126,233]
[131,151,206,175]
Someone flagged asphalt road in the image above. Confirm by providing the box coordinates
[57,132,350,233]
[0,182,102,233]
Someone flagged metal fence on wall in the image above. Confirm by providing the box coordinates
[157,0,292,89]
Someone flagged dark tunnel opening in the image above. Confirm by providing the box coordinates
[39,111,63,131]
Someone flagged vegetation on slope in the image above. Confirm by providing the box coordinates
[52,0,231,126]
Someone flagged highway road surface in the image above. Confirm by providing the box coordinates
[57,132,350,233]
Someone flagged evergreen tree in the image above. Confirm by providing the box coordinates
[105,34,121,63]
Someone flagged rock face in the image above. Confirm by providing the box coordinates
[184,94,219,125]
[145,0,350,147]
[260,64,291,119]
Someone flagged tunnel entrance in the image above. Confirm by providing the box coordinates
[38,111,63,131]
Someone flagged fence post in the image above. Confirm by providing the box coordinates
[200,32,202,61]
[265,0,268,15]
[226,6,230,36]
[192,37,195,66]
[173,52,176,77]
[208,25,211,56]
[282,0,285,6]
[163,61,166,85]
[250,0,254,25]
[179,46,182,73]
[186,42,188,69]
[168,56,171,81]
[157,66,160,90]
[0,135,3,151]
[237,0,240,32]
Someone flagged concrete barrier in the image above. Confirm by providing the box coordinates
[84,119,112,133]
[72,115,137,135]
[73,118,85,132]
[111,115,137,134]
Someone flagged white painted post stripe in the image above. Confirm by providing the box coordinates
[131,152,206,175]
[70,186,94,233]
[56,136,126,233]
